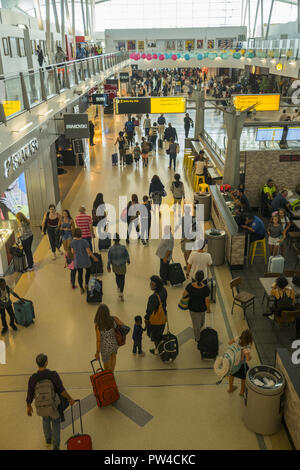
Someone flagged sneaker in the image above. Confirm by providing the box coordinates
[26,267,34,272]
[52,254,56,260]
[132,352,137,356]
[142,240,146,246]
[139,352,146,357]
[72,285,77,290]
[10,324,18,331]
[46,440,52,447]
[119,293,124,302]
[1,327,8,335]
[80,287,85,295]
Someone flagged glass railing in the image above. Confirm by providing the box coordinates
[0,51,129,124]
[202,129,226,164]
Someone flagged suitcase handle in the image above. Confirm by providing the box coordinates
[90,358,103,374]
[70,399,83,435]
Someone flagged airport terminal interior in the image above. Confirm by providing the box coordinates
[0,0,300,452]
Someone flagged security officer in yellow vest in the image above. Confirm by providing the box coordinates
[261,178,278,216]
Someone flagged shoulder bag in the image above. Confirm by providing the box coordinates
[149,294,167,325]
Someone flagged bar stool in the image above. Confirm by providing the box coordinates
[187,156,194,174]
[249,238,267,265]
[183,153,191,169]
[193,174,205,192]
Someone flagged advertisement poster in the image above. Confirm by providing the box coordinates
[177,40,184,51]
[166,40,176,50]
[137,41,144,51]
[185,40,195,50]
[197,40,204,49]
[218,39,233,49]
[127,40,136,51]
[0,172,29,221]
[207,40,215,49]
[147,40,156,48]
[116,41,125,51]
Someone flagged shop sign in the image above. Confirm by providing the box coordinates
[73,139,84,154]
[4,138,39,179]
[64,113,89,139]
[279,155,300,162]
[73,105,80,114]
[119,72,129,83]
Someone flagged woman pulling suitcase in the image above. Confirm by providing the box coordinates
[94,304,124,371]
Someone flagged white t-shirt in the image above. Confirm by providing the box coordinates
[188,251,212,280]
[195,161,205,175]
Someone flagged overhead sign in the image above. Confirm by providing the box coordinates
[2,100,21,117]
[64,113,89,139]
[119,72,129,83]
[286,127,300,141]
[92,93,108,106]
[4,138,39,178]
[232,94,280,112]
[256,127,284,142]
[131,64,138,70]
[276,63,283,71]
[114,96,186,115]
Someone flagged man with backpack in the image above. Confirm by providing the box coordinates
[167,137,180,170]
[125,117,135,147]
[184,113,194,138]
[143,114,151,137]
[157,114,166,140]
[164,123,178,143]
[26,353,76,450]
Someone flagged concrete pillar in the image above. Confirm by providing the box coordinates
[194,89,205,139]
[223,110,246,187]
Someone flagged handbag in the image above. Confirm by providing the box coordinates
[149,294,167,325]
[178,295,190,311]
[114,325,126,346]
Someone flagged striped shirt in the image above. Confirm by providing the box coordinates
[75,214,92,238]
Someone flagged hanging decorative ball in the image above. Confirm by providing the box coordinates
[208,52,217,60]
[152,53,158,59]
[172,54,177,61]
[141,53,146,59]
[233,52,241,59]
[197,54,203,60]
[146,53,152,60]
[130,53,135,59]
[177,53,181,59]
[184,54,190,60]
[159,54,165,60]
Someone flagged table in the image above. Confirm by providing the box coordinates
[292,219,300,230]
[259,277,300,310]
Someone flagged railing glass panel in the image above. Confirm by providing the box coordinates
[44,68,57,98]
[1,76,24,118]
[24,71,43,107]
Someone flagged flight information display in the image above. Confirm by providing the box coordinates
[256,127,284,141]
[114,96,186,114]
[233,94,280,112]
[286,127,300,141]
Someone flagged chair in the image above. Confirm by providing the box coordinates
[283,270,300,277]
[193,174,205,191]
[287,231,300,248]
[273,309,300,330]
[261,272,280,307]
[249,238,267,265]
[183,151,192,169]
[292,243,300,270]
[230,277,256,319]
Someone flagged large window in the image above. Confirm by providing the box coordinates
[95,0,242,30]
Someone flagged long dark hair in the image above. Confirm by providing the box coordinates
[151,175,162,186]
[94,304,114,331]
[93,193,104,209]
[195,270,204,286]
[150,275,163,292]
[63,209,72,220]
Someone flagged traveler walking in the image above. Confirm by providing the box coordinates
[125,117,135,146]
[186,240,212,281]
[149,122,158,150]
[143,114,151,137]
[145,275,167,355]
[89,120,95,146]
[126,194,140,244]
[0,278,22,335]
[157,114,166,140]
[114,131,126,167]
[181,270,211,342]
[92,193,107,230]
[164,123,178,142]
[75,206,94,250]
[26,353,76,450]
[156,225,174,285]
[41,204,63,260]
[94,304,124,371]
[227,330,253,396]
[59,210,75,254]
[141,196,152,246]
[149,175,166,210]
[167,137,179,170]
[16,212,34,271]
[70,228,98,294]
[132,315,146,356]
[170,174,185,210]
[37,45,44,67]
[184,113,194,138]
[133,142,141,165]
[141,137,150,168]
[65,246,76,289]
[267,214,285,256]
[107,234,130,301]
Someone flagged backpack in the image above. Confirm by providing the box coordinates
[172,182,184,199]
[214,343,242,384]
[34,379,60,417]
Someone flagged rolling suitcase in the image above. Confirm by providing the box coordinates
[268,255,284,274]
[125,153,133,165]
[90,241,103,275]
[168,261,185,286]
[12,254,27,273]
[112,153,118,166]
[157,323,178,362]
[207,278,216,303]
[198,314,218,359]
[90,359,120,408]
[13,299,35,327]
[158,138,163,149]
[67,400,92,450]
[98,235,111,251]
[86,278,103,304]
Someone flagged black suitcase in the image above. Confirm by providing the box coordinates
[206,278,216,303]
[198,327,218,359]
[158,138,163,149]
[98,235,111,251]
[90,253,103,275]
[126,154,133,165]
[168,262,185,286]
[157,331,178,362]
[86,279,103,304]
[13,254,27,273]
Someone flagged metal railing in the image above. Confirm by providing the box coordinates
[202,129,226,164]
[0,51,129,124]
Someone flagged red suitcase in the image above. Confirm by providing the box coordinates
[67,400,93,450]
[90,359,120,408]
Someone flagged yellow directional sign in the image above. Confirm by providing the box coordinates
[150,97,186,114]
[2,100,21,117]
[232,94,280,112]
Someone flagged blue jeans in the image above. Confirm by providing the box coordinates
[42,416,61,449]
[133,339,142,354]
[169,154,177,170]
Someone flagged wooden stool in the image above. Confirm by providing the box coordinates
[249,238,267,265]
[193,174,205,191]
[187,156,194,174]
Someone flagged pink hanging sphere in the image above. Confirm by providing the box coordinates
[153,53,158,59]
[147,53,152,60]
[172,54,177,61]
[141,53,146,59]
[159,54,165,61]
[130,53,135,59]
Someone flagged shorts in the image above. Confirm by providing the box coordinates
[142,153,148,159]
[268,236,281,246]
[62,231,73,241]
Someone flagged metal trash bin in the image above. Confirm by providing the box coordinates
[243,365,285,435]
[205,229,226,266]
[194,192,211,221]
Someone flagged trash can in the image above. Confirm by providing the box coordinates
[194,192,211,221]
[205,229,226,266]
[243,365,285,435]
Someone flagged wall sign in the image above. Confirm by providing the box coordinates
[279,155,300,162]
[119,72,129,83]
[73,105,80,114]
[73,139,84,154]
[92,93,108,105]
[64,113,89,139]
[4,138,39,179]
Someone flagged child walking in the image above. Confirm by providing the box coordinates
[267,214,285,256]
[228,329,253,396]
[132,315,146,356]
[141,137,149,168]
[133,142,141,166]
[65,246,76,289]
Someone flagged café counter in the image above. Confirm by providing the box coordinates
[210,186,246,269]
